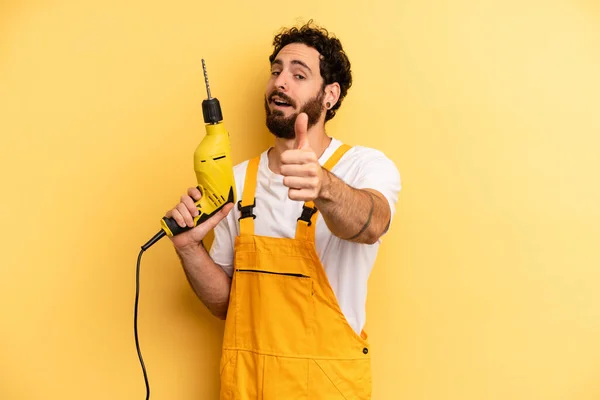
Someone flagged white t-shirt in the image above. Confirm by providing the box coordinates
[209,137,401,334]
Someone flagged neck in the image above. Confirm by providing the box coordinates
[268,124,332,175]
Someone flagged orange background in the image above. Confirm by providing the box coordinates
[1,0,600,399]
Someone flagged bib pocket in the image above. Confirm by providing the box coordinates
[234,267,315,356]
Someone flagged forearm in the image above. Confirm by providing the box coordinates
[314,169,391,244]
[175,244,231,319]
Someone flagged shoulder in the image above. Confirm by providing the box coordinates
[348,145,391,162]
[233,158,250,179]
[231,150,264,179]
[333,141,400,179]
[230,149,269,195]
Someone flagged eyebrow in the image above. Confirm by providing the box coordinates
[271,59,313,74]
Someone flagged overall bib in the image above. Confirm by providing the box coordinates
[219,144,372,400]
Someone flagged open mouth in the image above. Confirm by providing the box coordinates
[273,100,291,107]
[270,96,294,108]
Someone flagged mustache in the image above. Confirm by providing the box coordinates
[268,90,296,108]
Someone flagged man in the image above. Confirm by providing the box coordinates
[165,20,401,399]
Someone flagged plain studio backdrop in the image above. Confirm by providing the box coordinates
[1,0,600,399]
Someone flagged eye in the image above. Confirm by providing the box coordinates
[295,74,305,80]
[271,71,280,76]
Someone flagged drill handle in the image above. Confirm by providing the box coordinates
[160,191,210,236]
[161,212,212,237]
[160,185,235,238]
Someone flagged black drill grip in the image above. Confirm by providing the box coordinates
[161,212,211,236]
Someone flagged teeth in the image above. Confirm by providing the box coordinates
[272,97,289,105]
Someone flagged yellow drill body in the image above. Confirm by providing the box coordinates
[160,121,236,237]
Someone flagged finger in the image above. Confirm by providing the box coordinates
[188,187,202,201]
[181,195,199,217]
[281,149,317,165]
[280,163,320,177]
[170,209,186,228]
[176,203,195,227]
[283,176,317,190]
[294,113,309,149]
[287,188,312,202]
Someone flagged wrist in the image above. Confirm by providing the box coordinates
[317,168,334,201]
[175,241,206,259]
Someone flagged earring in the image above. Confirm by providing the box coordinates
[326,102,331,109]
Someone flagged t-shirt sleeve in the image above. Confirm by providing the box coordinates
[208,210,235,277]
[350,148,402,231]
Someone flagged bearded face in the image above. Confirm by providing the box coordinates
[264,88,325,139]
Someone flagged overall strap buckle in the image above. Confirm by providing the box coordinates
[297,205,318,226]
[237,199,256,220]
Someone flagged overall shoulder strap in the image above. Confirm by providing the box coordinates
[323,143,352,171]
[295,143,353,241]
[238,156,260,236]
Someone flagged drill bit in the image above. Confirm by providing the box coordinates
[202,59,212,99]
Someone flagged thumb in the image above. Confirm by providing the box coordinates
[190,202,234,241]
[294,113,309,149]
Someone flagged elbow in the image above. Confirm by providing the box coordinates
[208,303,229,320]
[338,226,380,245]
[210,308,227,320]
[361,219,389,245]
[215,312,227,320]
[363,231,380,245]
[345,229,380,245]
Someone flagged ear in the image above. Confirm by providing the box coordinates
[323,82,341,110]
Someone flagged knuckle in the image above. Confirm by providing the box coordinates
[172,211,183,225]
[188,187,201,199]
[176,203,188,216]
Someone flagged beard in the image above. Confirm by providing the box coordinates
[264,89,325,140]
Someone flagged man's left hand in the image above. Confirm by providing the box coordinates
[281,113,325,202]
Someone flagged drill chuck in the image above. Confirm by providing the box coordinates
[202,98,223,124]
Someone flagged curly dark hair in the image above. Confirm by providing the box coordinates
[268,20,352,122]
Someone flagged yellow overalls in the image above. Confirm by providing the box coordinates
[219,144,372,399]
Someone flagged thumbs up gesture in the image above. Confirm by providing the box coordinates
[280,113,325,202]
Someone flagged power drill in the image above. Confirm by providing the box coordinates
[141,59,236,251]
[135,59,236,400]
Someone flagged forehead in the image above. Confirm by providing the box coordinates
[272,43,321,72]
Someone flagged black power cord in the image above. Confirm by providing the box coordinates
[135,248,150,399]
[135,230,165,399]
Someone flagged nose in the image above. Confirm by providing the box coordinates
[273,72,288,91]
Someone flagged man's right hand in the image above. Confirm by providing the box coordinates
[165,187,234,251]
